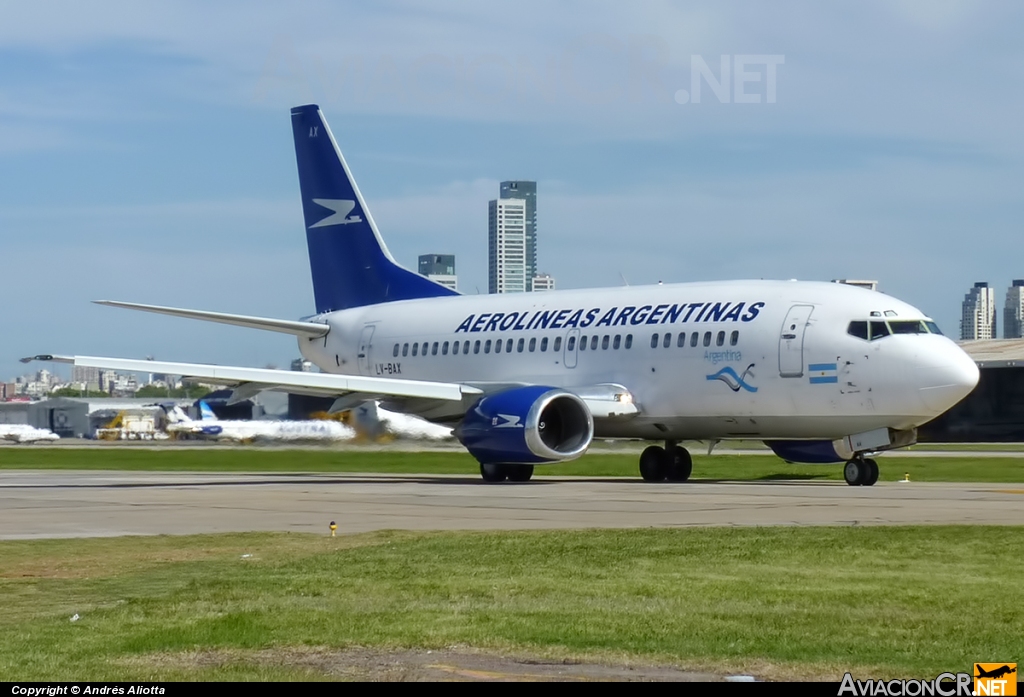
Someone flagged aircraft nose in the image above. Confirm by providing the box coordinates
[918,344,980,413]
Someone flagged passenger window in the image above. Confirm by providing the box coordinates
[690,332,698,348]
[554,337,562,351]
[442,341,449,355]
[463,341,470,354]
[495,339,502,353]
[579,335,587,351]
[540,337,548,352]
[568,336,576,351]
[473,340,481,354]
[613,335,621,349]
[716,331,725,347]
[412,343,418,356]
[517,338,525,352]
[677,332,685,348]
[393,344,399,357]
[484,339,492,354]
[506,339,514,353]
[625,334,633,349]
[730,331,738,346]
[651,333,659,348]
[602,335,610,350]
[452,341,460,355]
[870,321,890,340]
[402,343,409,357]
[847,321,869,340]
[703,332,712,347]
[591,336,598,350]
[529,338,537,352]
[663,333,671,349]
[431,342,438,356]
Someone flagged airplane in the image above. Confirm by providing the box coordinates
[975,665,1016,680]
[161,401,354,442]
[22,104,980,485]
[0,424,60,443]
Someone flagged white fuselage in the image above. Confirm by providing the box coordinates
[297,279,978,441]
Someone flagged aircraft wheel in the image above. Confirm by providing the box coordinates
[639,445,668,482]
[666,446,693,482]
[480,463,508,483]
[507,464,534,482]
[843,459,864,486]
[863,458,879,486]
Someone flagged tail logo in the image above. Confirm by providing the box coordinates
[706,364,758,393]
[309,198,363,228]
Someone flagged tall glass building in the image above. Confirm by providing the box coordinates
[491,181,540,292]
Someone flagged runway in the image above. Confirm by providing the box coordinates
[1,471,1022,539]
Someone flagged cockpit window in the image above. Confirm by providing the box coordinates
[851,318,942,341]
[869,321,890,340]
[889,320,927,334]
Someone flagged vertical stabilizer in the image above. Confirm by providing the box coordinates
[290,105,459,313]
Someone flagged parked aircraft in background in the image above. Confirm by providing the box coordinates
[24,105,980,484]
[0,424,59,443]
[162,402,354,442]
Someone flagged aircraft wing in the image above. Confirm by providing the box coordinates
[21,354,482,405]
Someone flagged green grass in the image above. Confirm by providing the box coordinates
[0,528,1020,681]
[1,447,1023,482]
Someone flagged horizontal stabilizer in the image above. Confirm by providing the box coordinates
[94,301,330,339]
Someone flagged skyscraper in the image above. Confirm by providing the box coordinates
[499,181,537,290]
[488,197,528,293]
[960,282,996,340]
[1005,279,1024,339]
[418,254,458,291]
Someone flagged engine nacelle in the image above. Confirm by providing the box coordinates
[455,386,594,465]
[764,439,854,464]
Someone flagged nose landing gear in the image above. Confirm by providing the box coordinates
[639,441,693,482]
[843,457,879,486]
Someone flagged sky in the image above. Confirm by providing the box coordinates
[2,1,1023,381]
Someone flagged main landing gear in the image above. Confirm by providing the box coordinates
[639,441,693,482]
[480,463,534,482]
[843,457,879,486]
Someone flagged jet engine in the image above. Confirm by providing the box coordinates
[455,386,594,465]
[764,439,853,464]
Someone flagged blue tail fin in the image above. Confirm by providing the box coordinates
[290,104,459,313]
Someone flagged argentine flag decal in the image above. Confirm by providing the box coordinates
[808,363,838,384]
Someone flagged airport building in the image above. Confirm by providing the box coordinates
[920,340,1024,441]
[417,254,458,291]
[960,282,996,340]
[1004,280,1024,339]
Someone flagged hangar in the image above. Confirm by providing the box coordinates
[919,340,1024,442]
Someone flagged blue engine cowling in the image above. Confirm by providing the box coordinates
[455,385,594,465]
[765,439,854,464]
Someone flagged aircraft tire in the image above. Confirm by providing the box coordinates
[480,463,508,483]
[666,446,693,482]
[639,445,668,482]
[863,459,879,486]
[843,459,864,486]
[507,464,534,482]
